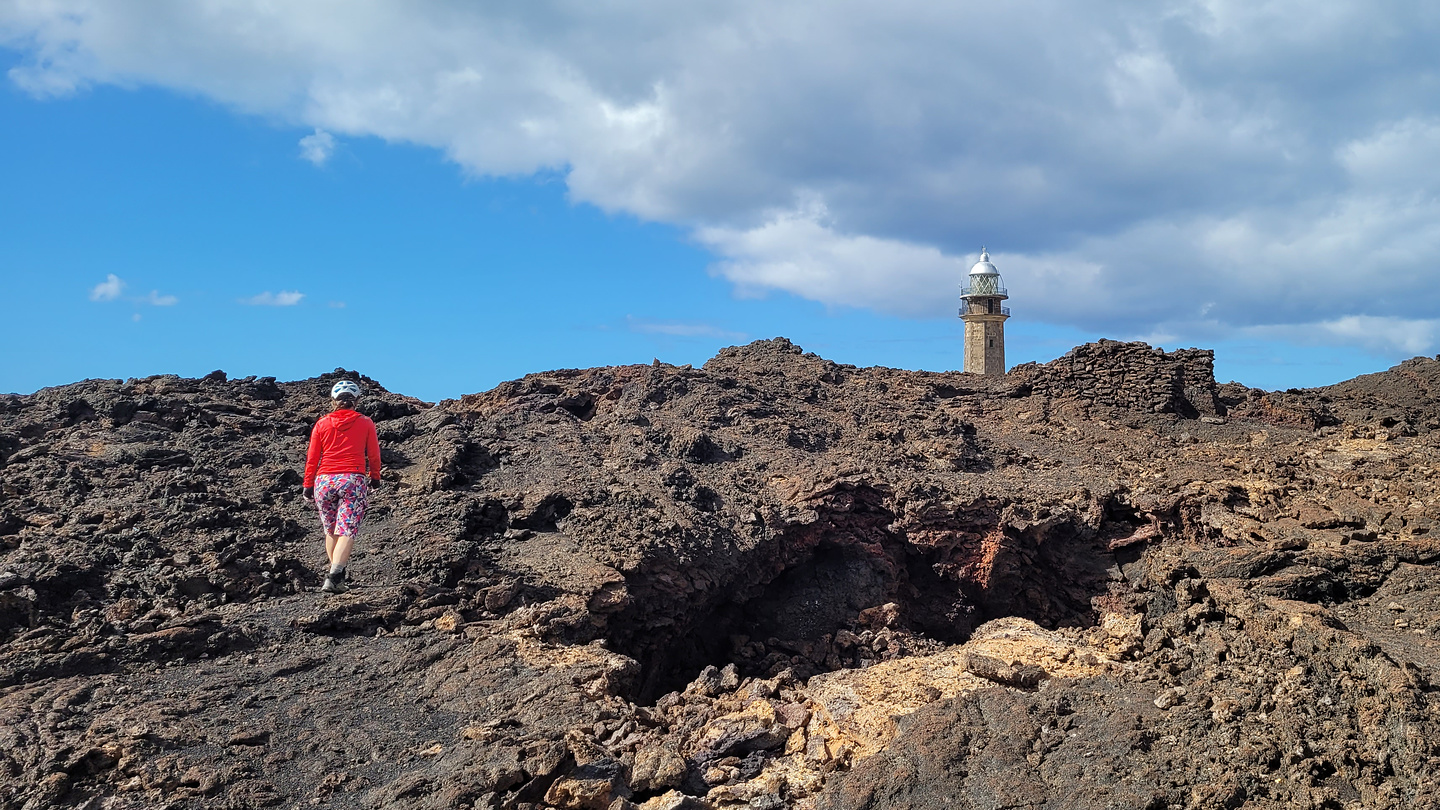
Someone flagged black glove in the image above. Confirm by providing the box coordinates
[370,478,382,490]
[302,486,314,500]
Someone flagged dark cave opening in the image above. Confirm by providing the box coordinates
[619,512,1119,704]
[625,542,937,702]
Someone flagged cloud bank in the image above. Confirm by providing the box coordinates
[10,1,1440,355]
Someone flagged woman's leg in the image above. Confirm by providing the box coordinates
[322,475,368,592]
[316,476,348,590]
[315,476,340,565]
[332,534,354,568]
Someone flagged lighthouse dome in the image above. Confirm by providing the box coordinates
[969,249,999,276]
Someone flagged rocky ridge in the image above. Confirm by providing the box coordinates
[1,338,1439,809]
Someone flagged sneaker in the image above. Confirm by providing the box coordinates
[321,576,348,594]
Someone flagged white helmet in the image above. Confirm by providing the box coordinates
[330,380,362,400]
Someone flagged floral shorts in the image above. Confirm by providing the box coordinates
[314,473,369,538]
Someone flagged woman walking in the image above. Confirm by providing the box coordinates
[302,380,381,594]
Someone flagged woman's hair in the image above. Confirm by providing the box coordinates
[332,394,358,410]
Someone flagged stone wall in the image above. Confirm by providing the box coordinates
[1173,347,1222,416]
[1009,340,1220,416]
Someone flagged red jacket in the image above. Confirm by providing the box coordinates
[304,409,381,488]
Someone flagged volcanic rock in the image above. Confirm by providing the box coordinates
[1,342,1439,808]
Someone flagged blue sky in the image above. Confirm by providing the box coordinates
[0,77,1103,401]
[3,3,1436,400]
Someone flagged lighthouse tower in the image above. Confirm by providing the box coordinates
[959,248,1010,376]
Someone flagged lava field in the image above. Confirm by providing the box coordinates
[2,338,1439,809]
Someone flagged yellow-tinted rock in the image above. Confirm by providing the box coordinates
[803,616,1119,759]
[545,776,617,810]
[433,610,462,633]
[692,699,787,758]
[631,744,686,792]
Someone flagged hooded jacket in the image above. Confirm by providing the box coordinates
[303,408,381,488]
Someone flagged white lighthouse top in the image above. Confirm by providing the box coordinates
[969,247,999,276]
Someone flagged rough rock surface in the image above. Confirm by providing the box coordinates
[2,338,1439,809]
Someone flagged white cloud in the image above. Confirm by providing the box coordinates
[89,273,123,301]
[9,2,1440,359]
[90,274,179,306]
[242,290,305,306]
[298,128,335,165]
[697,203,965,318]
[626,316,746,341]
[1246,316,1440,357]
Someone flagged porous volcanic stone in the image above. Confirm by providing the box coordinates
[2,342,1440,809]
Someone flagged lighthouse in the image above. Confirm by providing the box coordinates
[959,247,1009,376]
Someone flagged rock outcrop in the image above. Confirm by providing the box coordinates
[2,339,1439,809]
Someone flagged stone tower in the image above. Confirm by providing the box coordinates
[959,248,1010,376]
